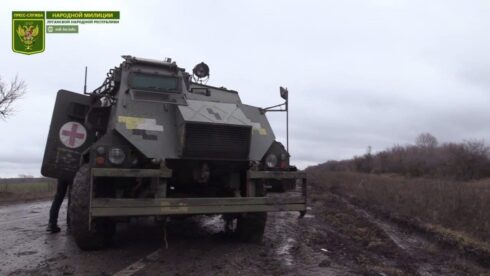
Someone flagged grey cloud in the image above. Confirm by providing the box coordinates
[2,0,490,176]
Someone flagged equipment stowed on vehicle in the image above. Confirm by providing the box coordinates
[41,56,307,250]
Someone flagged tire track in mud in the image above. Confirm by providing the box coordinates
[0,200,69,274]
[265,210,352,275]
[127,214,298,276]
[311,191,490,275]
[0,201,162,276]
[122,210,344,276]
[2,194,489,275]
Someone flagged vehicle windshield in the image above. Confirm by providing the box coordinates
[129,73,179,92]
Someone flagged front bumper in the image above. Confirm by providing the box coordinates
[89,168,307,217]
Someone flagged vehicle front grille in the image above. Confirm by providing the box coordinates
[183,123,251,160]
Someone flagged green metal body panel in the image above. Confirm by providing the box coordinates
[110,58,275,161]
[248,171,307,179]
[89,168,307,217]
[41,57,282,175]
[92,168,172,178]
[92,203,305,217]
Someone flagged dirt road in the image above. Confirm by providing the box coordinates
[0,193,488,275]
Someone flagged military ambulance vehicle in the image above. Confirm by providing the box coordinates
[41,56,306,250]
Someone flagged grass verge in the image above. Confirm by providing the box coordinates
[306,170,490,267]
[0,179,56,204]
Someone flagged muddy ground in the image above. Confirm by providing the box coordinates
[0,191,488,275]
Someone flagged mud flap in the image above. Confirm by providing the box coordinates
[41,90,93,180]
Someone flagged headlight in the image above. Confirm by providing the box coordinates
[280,153,288,160]
[108,147,126,165]
[265,154,278,168]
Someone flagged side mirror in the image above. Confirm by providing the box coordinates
[280,86,288,100]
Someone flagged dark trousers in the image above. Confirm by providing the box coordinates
[48,179,71,226]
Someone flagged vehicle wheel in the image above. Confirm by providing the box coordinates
[69,164,114,250]
[236,212,267,243]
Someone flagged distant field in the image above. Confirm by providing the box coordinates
[0,182,55,193]
[0,178,56,202]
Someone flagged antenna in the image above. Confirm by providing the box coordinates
[83,66,88,94]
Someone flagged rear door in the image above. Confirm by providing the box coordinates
[41,90,93,180]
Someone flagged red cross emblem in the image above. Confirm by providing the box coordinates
[59,121,87,149]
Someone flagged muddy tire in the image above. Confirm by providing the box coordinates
[69,164,114,250]
[236,212,267,243]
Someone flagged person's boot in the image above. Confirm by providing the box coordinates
[46,223,61,233]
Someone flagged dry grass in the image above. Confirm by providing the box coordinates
[0,179,56,203]
[307,170,490,245]
[0,181,55,194]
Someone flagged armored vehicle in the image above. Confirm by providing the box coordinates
[41,56,307,250]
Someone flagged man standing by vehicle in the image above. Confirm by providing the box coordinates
[46,179,70,233]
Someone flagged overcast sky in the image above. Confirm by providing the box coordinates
[1,0,490,177]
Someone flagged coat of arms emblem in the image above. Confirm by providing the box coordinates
[16,25,40,50]
[12,12,45,55]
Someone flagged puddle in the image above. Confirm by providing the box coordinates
[15,251,37,256]
[7,227,22,231]
[276,237,296,266]
[199,215,223,233]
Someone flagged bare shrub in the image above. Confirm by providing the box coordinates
[321,134,490,180]
[0,76,27,119]
[416,133,438,148]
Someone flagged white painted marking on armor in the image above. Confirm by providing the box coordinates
[179,100,268,135]
[113,249,161,276]
[118,116,164,132]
